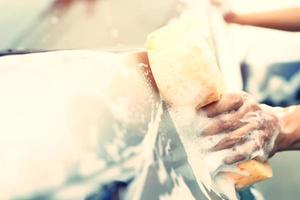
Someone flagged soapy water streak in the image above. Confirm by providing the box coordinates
[127,101,197,200]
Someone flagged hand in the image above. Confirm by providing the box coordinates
[202,92,281,164]
[223,11,238,23]
[210,0,238,24]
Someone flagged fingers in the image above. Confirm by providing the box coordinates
[202,116,245,136]
[212,122,259,151]
[203,100,261,136]
[223,138,261,165]
[202,93,243,118]
[224,154,247,165]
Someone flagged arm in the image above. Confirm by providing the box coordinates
[225,7,300,32]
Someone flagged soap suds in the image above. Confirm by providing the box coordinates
[166,97,278,200]
[169,106,240,200]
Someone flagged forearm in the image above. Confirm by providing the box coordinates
[229,7,300,31]
[275,106,300,152]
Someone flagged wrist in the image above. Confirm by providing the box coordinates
[274,106,300,153]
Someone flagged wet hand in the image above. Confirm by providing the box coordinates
[202,92,280,164]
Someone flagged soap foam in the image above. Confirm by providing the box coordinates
[169,106,240,200]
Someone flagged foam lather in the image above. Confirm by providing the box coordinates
[146,14,272,190]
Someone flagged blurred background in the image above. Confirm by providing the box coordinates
[1,0,300,199]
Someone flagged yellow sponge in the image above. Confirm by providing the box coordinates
[228,160,272,190]
[147,15,223,109]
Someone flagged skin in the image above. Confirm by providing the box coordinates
[201,92,300,164]
[275,106,300,152]
[224,7,300,32]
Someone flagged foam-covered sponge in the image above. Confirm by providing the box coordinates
[146,14,272,189]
